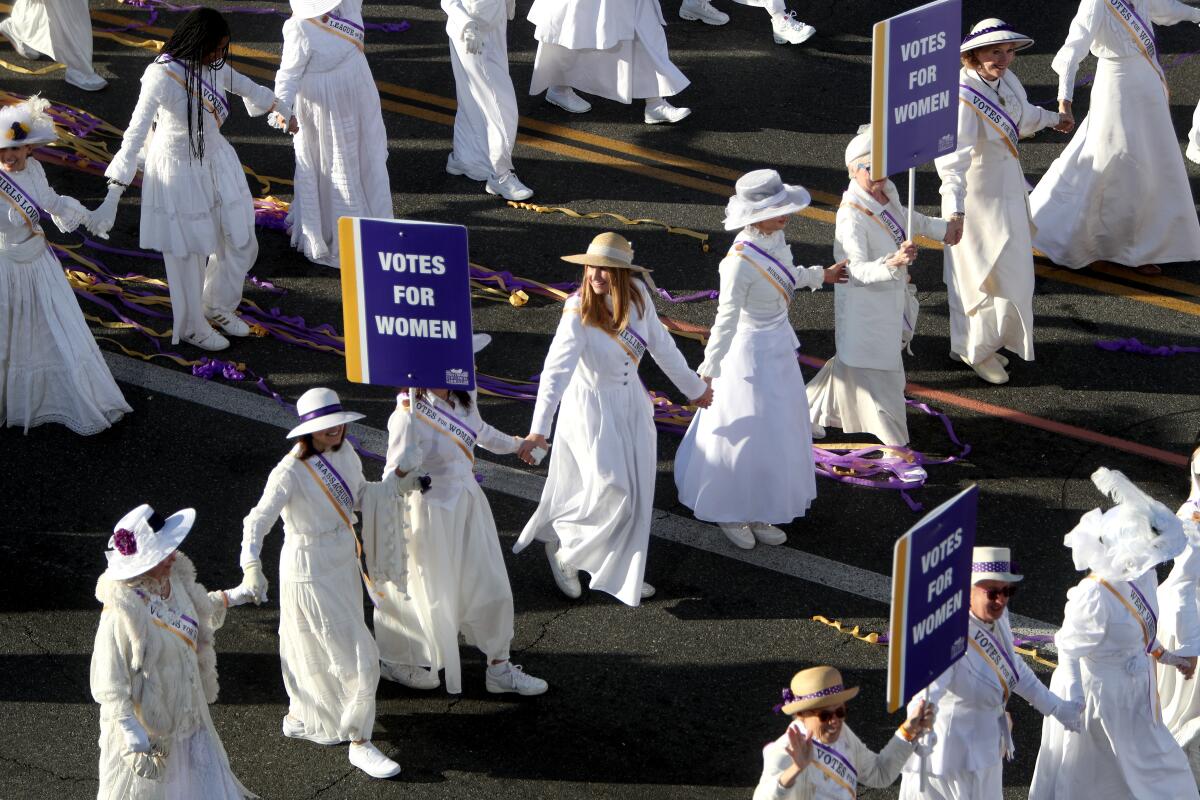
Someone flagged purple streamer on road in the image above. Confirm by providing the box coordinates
[114,0,410,33]
[1096,337,1200,357]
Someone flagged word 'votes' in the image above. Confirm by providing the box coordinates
[899,32,946,62]
[920,528,964,574]
[378,252,447,274]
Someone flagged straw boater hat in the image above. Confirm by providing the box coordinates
[286,387,365,438]
[777,666,859,715]
[971,546,1023,584]
[960,18,1034,54]
[844,124,872,169]
[0,95,58,147]
[101,504,196,582]
[289,0,340,19]
[561,232,651,274]
[723,169,811,231]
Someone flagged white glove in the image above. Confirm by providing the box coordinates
[117,715,150,754]
[239,560,269,605]
[462,21,483,55]
[506,0,516,20]
[223,584,257,607]
[1160,650,1198,678]
[86,183,125,239]
[395,471,425,494]
[1051,699,1084,733]
[267,111,288,131]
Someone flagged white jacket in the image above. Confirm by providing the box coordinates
[753,723,914,799]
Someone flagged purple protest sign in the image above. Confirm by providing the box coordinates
[870,0,962,179]
[339,217,476,389]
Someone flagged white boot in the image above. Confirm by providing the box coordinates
[679,0,729,25]
[771,11,816,45]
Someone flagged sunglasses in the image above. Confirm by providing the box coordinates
[980,586,1018,601]
[804,705,847,723]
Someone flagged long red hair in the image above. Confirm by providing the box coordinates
[578,267,646,332]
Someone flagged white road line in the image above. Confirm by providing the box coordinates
[103,352,1058,639]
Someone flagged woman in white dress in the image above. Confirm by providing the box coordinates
[237,388,405,779]
[934,19,1069,386]
[1030,0,1200,277]
[674,170,844,551]
[0,96,130,434]
[807,127,955,474]
[527,0,692,124]
[515,233,712,605]
[378,334,549,696]
[441,0,534,201]
[88,8,280,352]
[92,504,256,800]
[1029,467,1199,800]
[271,0,392,267]
[0,0,106,90]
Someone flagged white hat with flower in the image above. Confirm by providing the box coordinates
[0,94,58,147]
[101,504,196,582]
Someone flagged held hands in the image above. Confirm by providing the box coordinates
[86,183,125,239]
[518,433,550,465]
[1054,100,1075,134]
[223,584,258,607]
[823,259,849,285]
[885,240,918,268]
[462,21,483,55]
[1158,650,1198,679]
[691,382,714,409]
[943,216,964,246]
[1051,699,1084,733]
[238,560,269,605]
[117,715,150,755]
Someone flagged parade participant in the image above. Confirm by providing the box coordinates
[896,547,1084,800]
[269,0,392,267]
[238,387,408,779]
[0,0,107,90]
[1030,0,1200,277]
[380,334,549,696]
[1029,467,1199,800]
[674,170,844,550]
[934,19,1070,386]
[806,127,956,474]
[515,233,713,604]
[91,504,257,799]
[753,666,934,800]
[87,8,280,352]
[441,0,534,201]
[527,0,693,123]
[678,0,815,45]
[0,95,130,435]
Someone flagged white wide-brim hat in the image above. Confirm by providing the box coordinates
[960,18,1033,54]
[287,387,365,438]
[845,124,872,169]
[971,546,1023,584]
[724,169,811,231]
[0,94,58,147]
[101,504,195,582]
[289,0,340,19]
[473,333,491,353]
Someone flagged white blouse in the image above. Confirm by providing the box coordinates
[753,724,913,800]
[0,159,88,261]
[275,0,367,109]
[443,0,507,35]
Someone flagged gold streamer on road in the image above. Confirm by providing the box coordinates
[506,201,711,251]
[811,615,1060,668]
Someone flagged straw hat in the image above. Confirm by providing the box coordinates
[844,124,872,169]
[971,546,1023,584]
[101,504,195,582]
[960,18,1033,54]
[289,0,341,19]
[560,232,651,274]
[778,666,859,715]
[723,169,811,231]
[286,387,365,438]
[0,94,58,147]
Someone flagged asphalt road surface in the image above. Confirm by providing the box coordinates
[1,1,1199,797]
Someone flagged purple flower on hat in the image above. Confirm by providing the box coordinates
[113,528,137,556]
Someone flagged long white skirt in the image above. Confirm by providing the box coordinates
[897,763,1002,800]
[515,378,659,607]
[674,324,817,524]
[449,24,518,180]
[1030,55,1200,268]
[1157,621,1200,780]
[806,356,908,446]
[0,246,129,434]
[98,717,252,800]
[4,0,93,73]
[287,53,391,267]
[529,0,688,103]
[375,480,514,695]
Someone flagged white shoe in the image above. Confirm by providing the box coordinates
[546,86,591,114]
[380,662,440,690]
[961,353,1008,385]
[772,11,816,45]
[486,663,549,696]
[65,68,107,91]
[281,715,341,746]
[486,171,534,201]
[545,542,582,599]
[641,582,656,599]
[446,152,489,182]
[811,423,826,440]
[0,19,40,60]
[679,0,729,25]
[719,522,756,550]
[951,350,1007,368]
[349,741,401,779]
[750,523,787,546]
[1188,141,1200,165]
[644,100,692,125]
[206,309,250,337]
[181,327,230,351]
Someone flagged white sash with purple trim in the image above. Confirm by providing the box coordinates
[0,169,42,234]
[734,240,797,302]
[135,588,199,651]
[809,739,857,799]
[404,395,477,464]
[309,451,356,518]
[158,57,230,128]
[968,618,1021,702]
[1103,0,1168,97]
[306,12,365,51]
[841,200,906,248]
[958,83,1019,158]
[610,323,647,364]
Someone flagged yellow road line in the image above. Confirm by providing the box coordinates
[1086,261,1200,299]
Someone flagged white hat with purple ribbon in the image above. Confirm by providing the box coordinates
[101,504,196,582]
[971,546,1023,584]
[960,18,1033,54]
[286,387,364,438]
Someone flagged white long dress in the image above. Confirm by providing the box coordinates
[378,391,521,694]
[241,443,385,744]
[934,67,1059,366]
[91,553,253,800]
[274,0,391,267]
[442,0,519,181]
[674,227,821,525]
[807,181,946,447]
[527,0,688,103]
[897,611,1061,800]
[753,724,914,800]
[514,281,707,606]
[1030,0,1200,269]
[0,159,129,434]
[1029,570,1200,800]
[2,0,99,78]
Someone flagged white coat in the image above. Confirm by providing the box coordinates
[753,724,914,800]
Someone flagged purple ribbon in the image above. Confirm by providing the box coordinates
[297,403,342,422]
[961,22,1017,46]
[1095,338,1200,357]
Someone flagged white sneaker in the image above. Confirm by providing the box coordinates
[281,715,341,746]
[486,171,534,201]
[951,350,1007,368]
[545,542,582,598]
[181,327,230,351]
[380,662,440,690]
[641,582,656,599]
[1188,141,1200,165]
[644,100,692,125]
[349,741,401,779]
[772,11,816,45]
[65,68,107,91]
[546,86,591,114]
[679,0,729,25]
[0,19,40,60]
[445,152,489,182]
[719,522,756,550]
[206,309,250,337]
[961,353,1008,385]
[486,663,549,696]
[750,523,787,546]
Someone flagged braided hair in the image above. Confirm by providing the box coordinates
[159,7,231,162]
